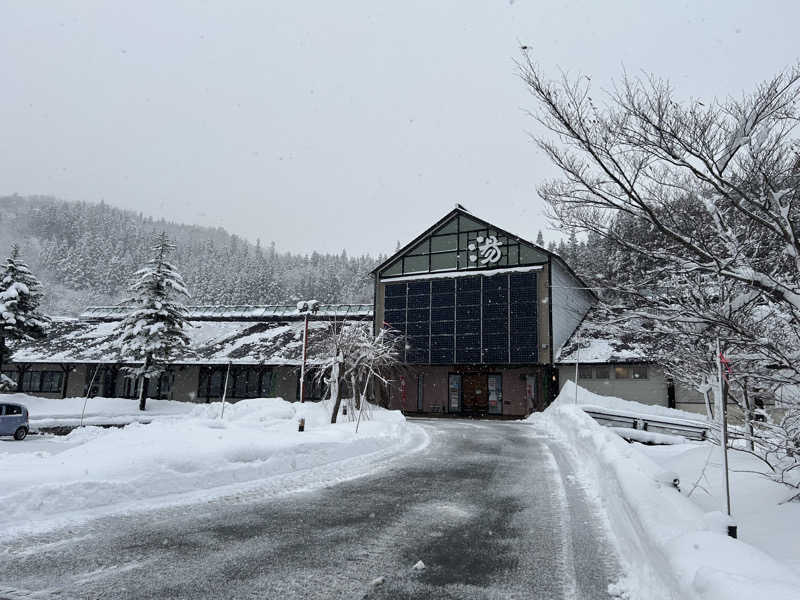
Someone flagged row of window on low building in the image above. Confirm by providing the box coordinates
[2,370,64,393]
[578,364,648,380]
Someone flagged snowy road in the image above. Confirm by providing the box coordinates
[1,419,624,599]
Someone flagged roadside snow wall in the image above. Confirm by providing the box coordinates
[529,384,800,600]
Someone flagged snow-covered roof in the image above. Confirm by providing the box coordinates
[555,306,653,364]
[11,319,366,366]
[79,304,373,322]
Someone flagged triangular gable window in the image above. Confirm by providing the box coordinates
[378,212,548,279]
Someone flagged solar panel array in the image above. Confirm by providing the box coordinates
[383,272,538,364]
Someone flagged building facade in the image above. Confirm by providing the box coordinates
[554,307,707,414]
[6,208,707,417]
[373,207,594,418]
[4,305,369,404]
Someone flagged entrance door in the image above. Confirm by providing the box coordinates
[525,375,536,413]
[448,374,461,412]
[462,373,488,415]
[487,374,502,415]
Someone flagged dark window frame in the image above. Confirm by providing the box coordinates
[198,366,275,400]
[382,215,545,279]
[594,365,610,379]
[40,371,64,393]
[614,365,633,380]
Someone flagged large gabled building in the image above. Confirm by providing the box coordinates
[372,206,595,418]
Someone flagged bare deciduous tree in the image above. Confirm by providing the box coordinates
[521,56,800,489]
[312,324,403,424]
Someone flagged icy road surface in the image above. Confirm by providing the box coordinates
[1,419,624,599]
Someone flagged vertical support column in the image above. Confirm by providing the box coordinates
[479,276,484,364]
[507,273,511,363]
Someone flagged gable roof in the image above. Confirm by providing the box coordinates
[371,206,548,274]
[11,318,369,366]
[555,306,653,364]
[79,304,373,322]
[371,206,596,299]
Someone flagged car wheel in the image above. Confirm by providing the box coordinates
[13,427,27,441]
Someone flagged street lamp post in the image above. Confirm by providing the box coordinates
[297,300,320,403]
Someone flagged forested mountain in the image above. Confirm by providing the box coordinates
[0,196,382,316]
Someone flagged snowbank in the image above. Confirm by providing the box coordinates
[555,380,706,423]
[643,443,800,577]
[527,384,800,600]
[10,393,193,428]
[0,398,426,538]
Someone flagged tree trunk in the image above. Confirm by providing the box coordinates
[138,375,147,411]
[376,380,389,408]
[138,355,151,411]
[330,376,343,424]
[329,360,341,423]
[352,374,360,411]
[742,379,754,452]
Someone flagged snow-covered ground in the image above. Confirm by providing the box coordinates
[1,396,427,539]
[526,383,800,600]
[554,380,706,423]
[642,442,800,576]
[10,393,193,428]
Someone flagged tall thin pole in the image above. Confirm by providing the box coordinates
[716,337,732,518]
[299,312,310,403]
[355,373,371,434]
[80,364,103,428]
[574,328,580,405]
[219,361,231,419]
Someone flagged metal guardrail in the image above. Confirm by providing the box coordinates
[582,407,709,441]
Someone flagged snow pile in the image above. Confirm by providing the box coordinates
[611,427,688,445]
[528,384,800,600]
[555,380,707,423]
[0,398,426,538]
[643,443,800,577]
[8,393,193,428]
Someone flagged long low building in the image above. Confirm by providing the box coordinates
[5,305,371,403]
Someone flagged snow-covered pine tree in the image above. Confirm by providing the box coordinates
[0,245,49,389]
[115,232,191,411]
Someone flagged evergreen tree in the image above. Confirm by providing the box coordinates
[0,245,49,388]
[115,232,191,410]
[565,230,579,267]
[535,230,545,247]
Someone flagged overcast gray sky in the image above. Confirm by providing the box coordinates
[2,1,798,255]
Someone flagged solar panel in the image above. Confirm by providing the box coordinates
[510,272,538,362]
[381,269,538,366]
